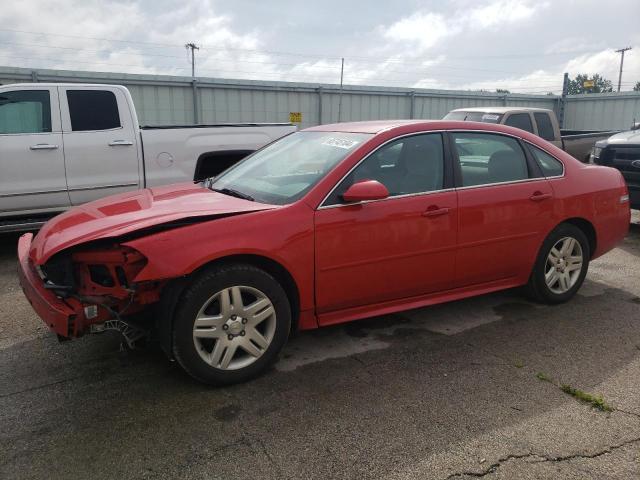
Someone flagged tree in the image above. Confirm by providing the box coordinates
[634,81,640,92]
[567,73,613,94]
[496,88,510,94]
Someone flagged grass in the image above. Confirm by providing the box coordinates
[535,371,613,412]
[514,360,524,369]
[536,371,552,382]
[560,384,613,412]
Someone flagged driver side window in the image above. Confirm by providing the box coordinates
[324,133,444,205]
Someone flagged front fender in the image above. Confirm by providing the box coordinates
[123,203,316,312]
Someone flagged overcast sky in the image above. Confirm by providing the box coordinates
[1,0,639,94]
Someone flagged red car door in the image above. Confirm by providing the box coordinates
[314,133,458,319]
[450,131,554,287]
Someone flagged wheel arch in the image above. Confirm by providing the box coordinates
[197,254,301,332]
[193,150,254,181]
[155,253,301,358]
[559,217,597,258]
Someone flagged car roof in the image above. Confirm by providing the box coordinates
[303,119,539,138]
[449,106,552,114]
[304,120,437,134]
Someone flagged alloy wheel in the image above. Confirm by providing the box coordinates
[192,285,276,370]
[544,236,583,294]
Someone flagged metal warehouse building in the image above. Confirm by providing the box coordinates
[1,66,639,130]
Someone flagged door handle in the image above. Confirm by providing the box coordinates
[29,144,59,150]
[108,140,133,146]
[529,192,552,201]
[422,206,450,217]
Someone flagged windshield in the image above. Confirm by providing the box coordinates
[443,111,504,124]
[208,131,372,205]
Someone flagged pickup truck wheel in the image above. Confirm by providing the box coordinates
[526,224,590,304]
[172,264,291,385]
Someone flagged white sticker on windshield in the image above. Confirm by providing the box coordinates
[481,114,500,121]
[322,137,360,149]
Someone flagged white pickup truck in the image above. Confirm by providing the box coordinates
[0,83,296,232]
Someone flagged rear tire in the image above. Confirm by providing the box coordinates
[526,224,590,304]
[172,263,291,385]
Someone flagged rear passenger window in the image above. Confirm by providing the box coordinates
[504,113,534,133]
[67,90,121,131]
[324,133,444,205]
[534,113,555,141]
[529,145,564,177]
[452,133,529,187]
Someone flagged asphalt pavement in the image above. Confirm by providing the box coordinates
[1,213,640,479]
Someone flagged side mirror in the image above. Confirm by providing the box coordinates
[341,180,389,203]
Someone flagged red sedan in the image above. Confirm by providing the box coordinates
[18,120,630,384]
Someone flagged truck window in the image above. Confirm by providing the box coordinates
[67,90,121,131]
[443,111,503,123]
[533,112,555,141]
[0,90,51,134]
[504,113,533,133]
[529,144,564,177]
[452,132,529,187]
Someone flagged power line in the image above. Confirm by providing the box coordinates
[1,41,574,81]
[0,27,615,64]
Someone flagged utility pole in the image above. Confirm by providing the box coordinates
[615,47,632,92]
[185,42,200,77]
[559,72,569,128]
[337,58,344,122]
[185,42,200,124]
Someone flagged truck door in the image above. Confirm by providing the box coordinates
[0,86,69,215]
[59,87,141,205]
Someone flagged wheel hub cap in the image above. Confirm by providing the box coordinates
[227,320,244,336]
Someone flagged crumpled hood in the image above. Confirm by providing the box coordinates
[30,182,277,264]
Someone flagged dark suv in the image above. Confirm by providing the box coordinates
[591,126,640,209]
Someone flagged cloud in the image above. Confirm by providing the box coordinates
[465,0,542,29]
[382,12,453,50]
[457,69,562,94]
[443,46,640,94]
[0,0,637,94]
[381,0,548,52]
[565,48,640,86]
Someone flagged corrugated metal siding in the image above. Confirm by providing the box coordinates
[0,66,637,130]
[563,93,640,130]
[127,84,194,125]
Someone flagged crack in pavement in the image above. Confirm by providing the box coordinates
[444,436,640,479]
[615,408,640,420]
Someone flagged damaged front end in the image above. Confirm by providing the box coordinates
[19,233,165,347]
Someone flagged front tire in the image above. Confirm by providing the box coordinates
[172,264,291,385]
[526,224,590,304]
